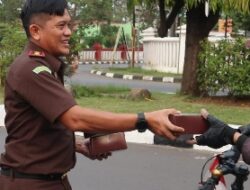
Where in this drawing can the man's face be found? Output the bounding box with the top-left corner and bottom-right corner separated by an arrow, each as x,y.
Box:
33,9 -> 72,56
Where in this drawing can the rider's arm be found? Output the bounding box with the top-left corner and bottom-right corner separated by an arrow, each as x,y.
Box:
234,133 -> 250,164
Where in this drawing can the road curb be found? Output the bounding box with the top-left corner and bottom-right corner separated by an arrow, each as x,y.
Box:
90,69 -> 182,83
0,104 -> 240,153
79,60 -> 182,83
79,60 -> 143,65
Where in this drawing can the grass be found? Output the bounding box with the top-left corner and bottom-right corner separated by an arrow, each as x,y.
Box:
1,85 -> 250,125
93,66 -> 182,78
71,85 -> 130,98
0,87 -> 3,104
73,86 -> 250,125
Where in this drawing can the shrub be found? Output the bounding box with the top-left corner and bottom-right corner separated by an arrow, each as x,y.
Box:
80,24 -> 120,48
198,37 -> 250,98
0,24 -> 26,86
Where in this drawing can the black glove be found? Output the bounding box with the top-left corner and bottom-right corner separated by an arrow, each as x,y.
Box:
196,115 -> 237,149
238,124 -> 250,136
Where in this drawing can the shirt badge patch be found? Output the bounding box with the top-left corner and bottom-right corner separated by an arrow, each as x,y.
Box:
33,66 -> 52,75
28,50 -> 45,57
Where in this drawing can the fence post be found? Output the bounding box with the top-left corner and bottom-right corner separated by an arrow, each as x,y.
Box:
176,25 -> 186,74
92,43 -> 102,61
119,44 -> 127,60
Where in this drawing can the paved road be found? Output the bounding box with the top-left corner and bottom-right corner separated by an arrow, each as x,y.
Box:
1,128 -> 247,190
68,64 -> 181,93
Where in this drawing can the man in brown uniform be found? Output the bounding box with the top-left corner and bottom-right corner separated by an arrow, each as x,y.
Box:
0,0 -> 185,189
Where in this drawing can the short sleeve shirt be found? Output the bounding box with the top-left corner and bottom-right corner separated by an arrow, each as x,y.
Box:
0,41 -> 77,174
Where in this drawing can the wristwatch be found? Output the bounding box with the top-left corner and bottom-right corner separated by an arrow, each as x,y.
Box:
135,112 -> 148,132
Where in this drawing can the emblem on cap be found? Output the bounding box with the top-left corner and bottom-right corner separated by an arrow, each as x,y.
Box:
28,50 -> 45,57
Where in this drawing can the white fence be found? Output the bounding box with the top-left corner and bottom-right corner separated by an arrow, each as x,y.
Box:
79,41 -> 182,73
79,50 -> 143,62
141,28 -> 232,74
143,37 -> 183,73
79,27 -> 186,74
141,27 -> 186,74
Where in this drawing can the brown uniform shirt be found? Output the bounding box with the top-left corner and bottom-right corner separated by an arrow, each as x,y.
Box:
0,41 -> 77,174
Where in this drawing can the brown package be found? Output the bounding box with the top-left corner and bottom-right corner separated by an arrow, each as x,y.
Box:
88,132 -> 127,156
169,114 -> 209,134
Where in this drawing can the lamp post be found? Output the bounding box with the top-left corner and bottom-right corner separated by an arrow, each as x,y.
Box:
131,5 -> 141,68
225,15 -> 228,39
131,6 -> 136,68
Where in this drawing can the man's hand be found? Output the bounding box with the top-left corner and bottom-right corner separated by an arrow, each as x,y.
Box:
145,108 -> 185,140
75,135 -> 112,161
191,109 -> 237,149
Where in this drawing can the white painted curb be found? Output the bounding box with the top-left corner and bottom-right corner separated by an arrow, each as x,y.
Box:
0,104 -> 240,153
0,104 -> 5,127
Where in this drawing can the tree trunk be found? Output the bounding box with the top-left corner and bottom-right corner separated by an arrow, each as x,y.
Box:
158,0 -> 185,37
181,3 -> 220,96
158,0 -> 167,37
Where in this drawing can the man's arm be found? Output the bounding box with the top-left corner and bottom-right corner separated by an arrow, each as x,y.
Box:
59,105 -> 185,140
59,105 -> 137,132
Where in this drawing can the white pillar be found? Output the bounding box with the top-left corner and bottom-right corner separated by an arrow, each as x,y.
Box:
176,25 -> 186,74
141,27 -> 157,70
141,27 -> 156,40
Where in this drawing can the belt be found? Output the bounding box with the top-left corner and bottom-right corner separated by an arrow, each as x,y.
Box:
0,167 -> 67,181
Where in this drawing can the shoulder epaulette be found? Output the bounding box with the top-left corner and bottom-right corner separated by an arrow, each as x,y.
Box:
28,50 -> 45,58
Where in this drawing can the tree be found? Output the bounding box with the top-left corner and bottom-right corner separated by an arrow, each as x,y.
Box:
113,0 -> 130,23
181,0 -> 250,96
128,0 -> 250,96
127,0 -> 185,37
0,0 -> 24,23
230,1 -> 250,13
0,0 -> 26,87
68,0 -> 113,24
227,11 -> 250,35
158,0 -> 184,37
127,0 -> 158,30
0,24 -> 26,86
181,2 -> 220,96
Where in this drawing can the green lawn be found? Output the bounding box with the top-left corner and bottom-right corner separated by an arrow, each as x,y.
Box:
1,85 -> 250,125
76,91 -> 250,125
0,87 -> 3,104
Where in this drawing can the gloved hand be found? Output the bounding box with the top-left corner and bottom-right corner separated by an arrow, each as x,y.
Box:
238,124 -> 250,136
195,110 -> 237,149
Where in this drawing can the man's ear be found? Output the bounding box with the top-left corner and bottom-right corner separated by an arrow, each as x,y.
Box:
29,24 -> 41,41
